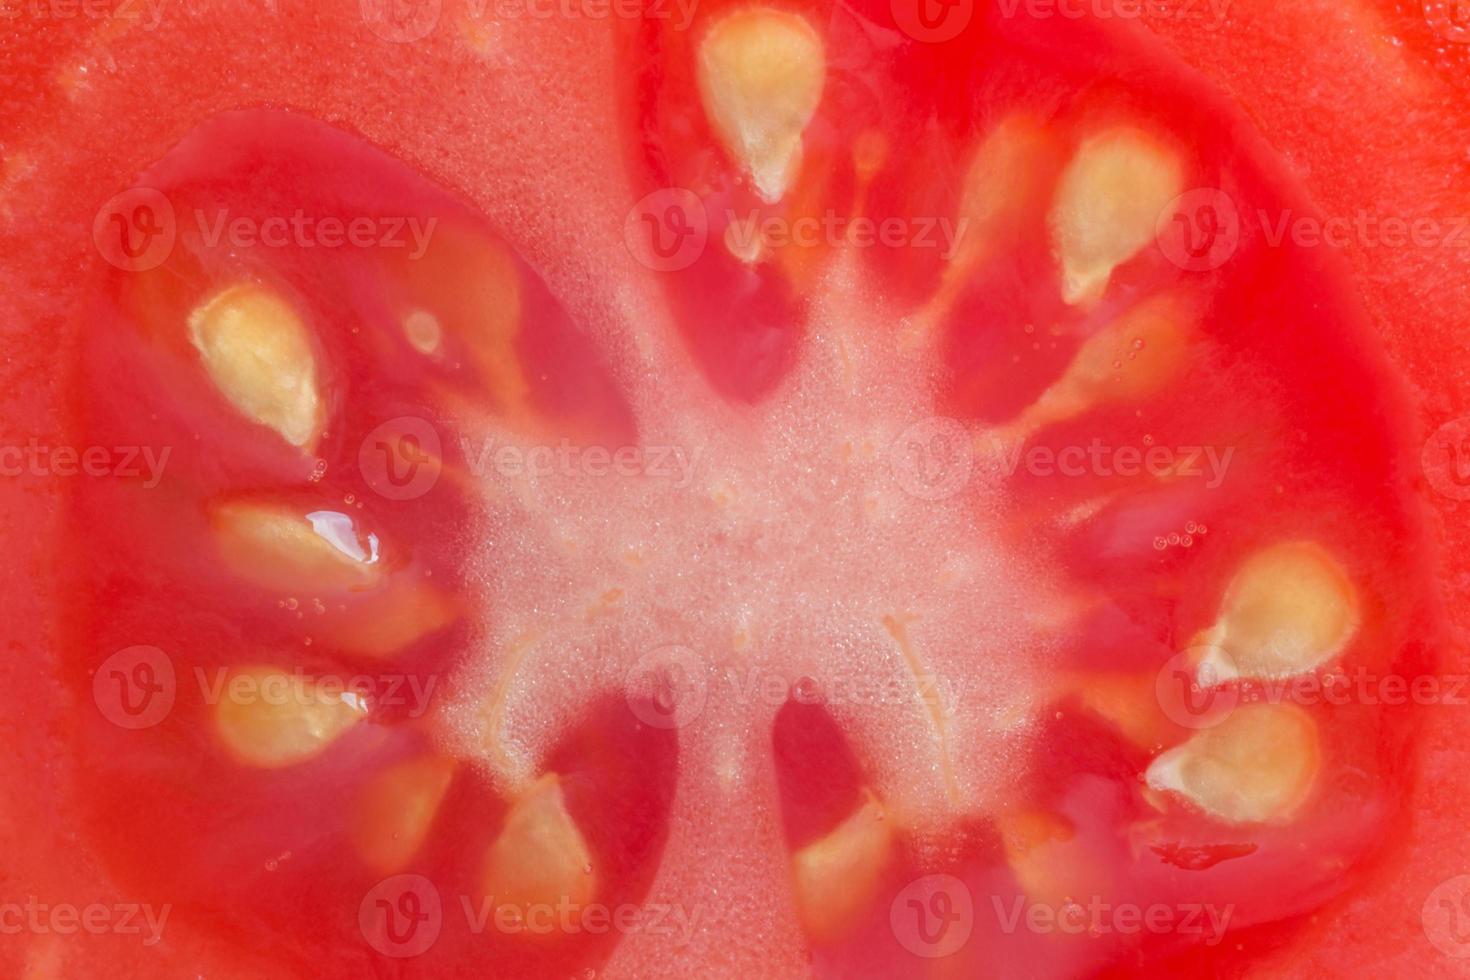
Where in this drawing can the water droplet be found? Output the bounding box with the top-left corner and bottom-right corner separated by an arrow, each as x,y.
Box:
1132,338 -> 1145,350
1167,532 -> 1181,546
792,675 -> 820,703
1153,536 -> 1168,551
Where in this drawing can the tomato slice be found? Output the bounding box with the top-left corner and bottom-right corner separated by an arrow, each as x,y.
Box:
0,1 -> 1464,978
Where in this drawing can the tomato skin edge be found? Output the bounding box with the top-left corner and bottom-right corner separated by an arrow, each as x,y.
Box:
1135,2 -> 1470,976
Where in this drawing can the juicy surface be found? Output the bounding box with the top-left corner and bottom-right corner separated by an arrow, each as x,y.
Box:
2,1 -> 1434,980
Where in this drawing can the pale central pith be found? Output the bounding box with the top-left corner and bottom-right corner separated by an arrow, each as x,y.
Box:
443,251 -> 1063,834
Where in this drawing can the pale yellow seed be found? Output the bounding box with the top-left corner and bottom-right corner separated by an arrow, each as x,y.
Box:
1050,128 -> 1184,307
482,774 -> 595,927
951,114 -> 1053,271
403,308 -> 443,355
791,789 -> 892,941
330,582 -> 457,658
188,282 -> 323,449
1195,541 -> 1360,681
213,666 -> 369,769
723,216 -> 765,264
211,500 -> 383,593
995,809 -> 1103,911
353,756 -> 456,874
697,7 -> 825,203
1145,702 -> 1321,824
1012,290 -> 1194,435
